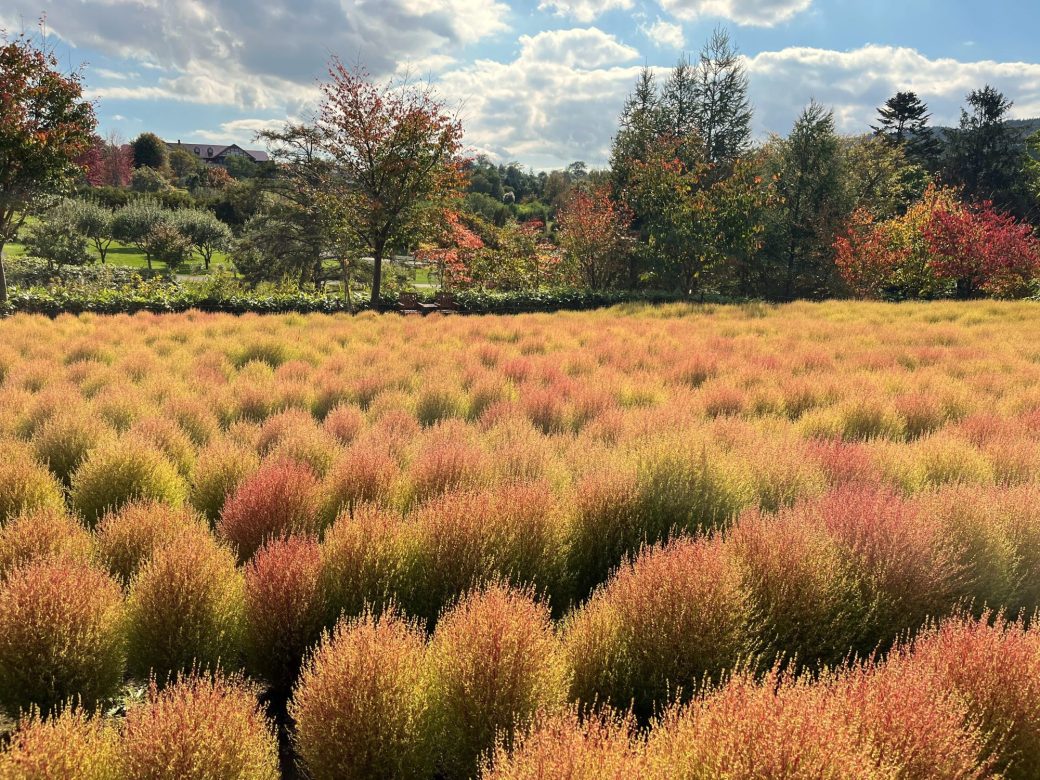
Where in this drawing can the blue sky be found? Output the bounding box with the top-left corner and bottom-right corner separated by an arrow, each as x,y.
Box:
4,0 -> 1039,168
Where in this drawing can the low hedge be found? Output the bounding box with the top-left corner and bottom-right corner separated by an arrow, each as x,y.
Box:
0,281 -> 697,317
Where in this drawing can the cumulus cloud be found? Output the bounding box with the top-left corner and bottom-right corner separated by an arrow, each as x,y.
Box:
642,18 -> 685,49
7,0 -> 510,108
659,0 -> 812,26
190,118 -> 293,147
538,0 -> 634,23
436,27 -> 642,168
745,45 -> 1040,137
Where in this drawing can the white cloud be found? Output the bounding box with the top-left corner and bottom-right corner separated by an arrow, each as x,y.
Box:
659,0 -> 812,26
437,28 -> 642,168
538,0 -> 634,23
744,45 -> 1040,137
189,118 -> 292,147
642,18 -> 685,49
6,0 -> 511,108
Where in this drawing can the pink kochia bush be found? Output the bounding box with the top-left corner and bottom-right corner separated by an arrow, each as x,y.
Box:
244,534 -> 326,692
218,458 -> 323,560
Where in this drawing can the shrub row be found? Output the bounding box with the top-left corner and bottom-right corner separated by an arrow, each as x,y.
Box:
4,610 -> 1038,780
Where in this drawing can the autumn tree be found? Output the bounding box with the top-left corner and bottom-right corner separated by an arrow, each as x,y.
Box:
557,186 -> 632,289
0,28 -> 96,302
317,60 -> 466,305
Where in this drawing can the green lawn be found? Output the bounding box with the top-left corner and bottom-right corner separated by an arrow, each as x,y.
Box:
4,235 -> 230,274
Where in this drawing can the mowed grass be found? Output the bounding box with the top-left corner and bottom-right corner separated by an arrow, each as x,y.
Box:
3,231 -> 230,273
3,301 -> 1040,777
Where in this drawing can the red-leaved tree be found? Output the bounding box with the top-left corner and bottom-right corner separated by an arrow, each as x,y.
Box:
924,201 -> 1040,299
74,133 -> 132,188
415,210 -> 484,290
318,61 -> 467,305
557,186 -> 633,289
0,27 -> 96,302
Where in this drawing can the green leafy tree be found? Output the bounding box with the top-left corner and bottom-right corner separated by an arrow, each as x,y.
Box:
174,208 -> 232,269
130,166 -> 170,193
169,148 -> 201,180
23,200 -> 89,269
766,101 -> 846,299
73,198 -> 115,263
842,134 -> 926,219
112,199 -> 167,270
131,132 -> 169,170
224,154 -> 260,180
872,91 -> 942,169
0,28 -> 96,302
943,85 -> 1027,214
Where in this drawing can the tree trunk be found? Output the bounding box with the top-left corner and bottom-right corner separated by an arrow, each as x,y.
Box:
370,243 -> 384,308
0,240 -> 8,305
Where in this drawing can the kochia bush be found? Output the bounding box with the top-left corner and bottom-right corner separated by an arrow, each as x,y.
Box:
291,611 -> 431,780
125,528 -> 245,681
0,706 -> 121,780
0,560 -> 125,715
120,671 -> 280,780
425,584 -> 569,780
70,439 -> 187,525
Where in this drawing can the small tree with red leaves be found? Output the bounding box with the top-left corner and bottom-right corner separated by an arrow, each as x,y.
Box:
318,61 -> 466,306
75,132 -> 132,188
0,27 -> 96,302
924,200 -> 1040,299
557,186 -> 633,289
415,210 -> 484,290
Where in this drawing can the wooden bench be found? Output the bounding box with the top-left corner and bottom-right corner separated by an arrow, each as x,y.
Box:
396,292 -> 438,315
434,292 -> 460,313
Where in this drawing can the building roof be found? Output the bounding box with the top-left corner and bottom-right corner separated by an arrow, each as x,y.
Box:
166,141 -> 269,163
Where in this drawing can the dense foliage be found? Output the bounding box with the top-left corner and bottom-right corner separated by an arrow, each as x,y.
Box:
0,305 -> 1040,775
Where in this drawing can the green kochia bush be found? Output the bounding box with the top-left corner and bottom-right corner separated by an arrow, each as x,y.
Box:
0,448 -> 66,524
425,584 -> 569,780
70,439 -> 187,525
0,706 -> 122,780
0,560 -> 126,716
125,527 -> 245,681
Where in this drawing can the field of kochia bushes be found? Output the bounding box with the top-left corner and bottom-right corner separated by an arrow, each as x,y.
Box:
2,301 -> 1040,778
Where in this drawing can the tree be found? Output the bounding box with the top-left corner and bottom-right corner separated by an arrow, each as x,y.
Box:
661,54 -> 699,160
924,200 -> 1040,299
131,132 -> 169,170
943,86 -> 1026,214
169,148 -> 201,180
767,102 -> 845,299
23,200 -> 89,269
143,221 -> 192,272
872,91 -> 942,169
112,199 -> 166,270
557,186 -> 632,289
842,134 -> 925,219
692,27 -> 753,172
414,210 -> 484,291
224,154 -> 260,180
74,133 -> 133,188
74,199 -> 114,263
0,28 -> 96,302
317,61 -> 466,305
130,166 -> 170,193
174,208 -> 232,269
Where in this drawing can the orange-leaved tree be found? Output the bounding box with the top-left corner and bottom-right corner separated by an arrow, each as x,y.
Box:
0,27 -> 96,303
318,61 -> 467,306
